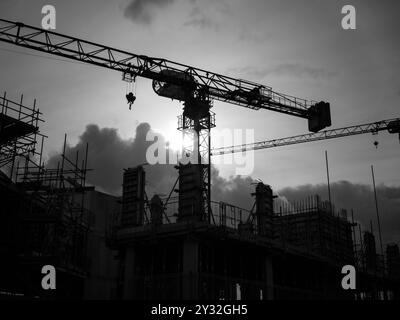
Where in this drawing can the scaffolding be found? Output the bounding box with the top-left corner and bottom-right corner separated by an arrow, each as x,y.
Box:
13,134 -> 92,274
0,96 -> 93,296
0,92 -> 44,171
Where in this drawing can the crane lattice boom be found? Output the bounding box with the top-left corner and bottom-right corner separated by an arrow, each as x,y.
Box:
0,18 -> 330,131
211,118 -> 400,156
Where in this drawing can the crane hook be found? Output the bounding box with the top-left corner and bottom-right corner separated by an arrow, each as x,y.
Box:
125,77 -> 137,110
126,92 -> 136,110
373,141 -> 379,149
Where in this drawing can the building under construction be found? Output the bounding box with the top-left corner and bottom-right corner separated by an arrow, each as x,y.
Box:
110,165 -> 400,300
0,18 -> 400,301
0,93 -> 94,297
1,91 -> 400,300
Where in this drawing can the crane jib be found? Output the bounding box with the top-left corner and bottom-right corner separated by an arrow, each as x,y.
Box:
0,18 -> 331,132
211,118 -> 400,156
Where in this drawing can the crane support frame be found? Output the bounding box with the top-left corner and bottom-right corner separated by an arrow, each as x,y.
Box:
0,18 -> 324,120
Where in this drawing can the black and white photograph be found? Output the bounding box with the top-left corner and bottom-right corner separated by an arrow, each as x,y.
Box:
0,0 -> 399,312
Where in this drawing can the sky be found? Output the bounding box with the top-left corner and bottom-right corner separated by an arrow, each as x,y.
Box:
0,1 -> 399,243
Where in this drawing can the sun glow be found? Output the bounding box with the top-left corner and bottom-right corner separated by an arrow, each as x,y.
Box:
161,121 -> 183,152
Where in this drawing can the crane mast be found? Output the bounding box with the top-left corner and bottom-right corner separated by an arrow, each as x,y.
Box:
0,18 -> 332,223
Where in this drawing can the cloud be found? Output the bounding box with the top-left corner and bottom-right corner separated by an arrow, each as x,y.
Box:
183,1 -> 230,30
270,63 -> 337,79
227,63 -> 337,81
123,0 -> 229,29
278,181 -> 400,245
237,28 -> 272,44
183,17 -> 210,29
46,123 -> 177,196
183,7 -> 219,30
124,0 -> 175,24
211,166 -> 254,209
45,122 -> 256,200
45,123 -> 400,247
45,121 -> 258,203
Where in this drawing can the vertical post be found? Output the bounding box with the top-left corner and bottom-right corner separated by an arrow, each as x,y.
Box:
56,161 -> 60,189
39,135 -> 44,169
358,224 -> 363,251
60,133 -> 67,189
182,239 -> 199,299
351,210 -> 357,254
32,98 -> 36,125
371,165 -> 384,256
178,101 -> 214,223
325,150 -> 332,213
123,247 -> 136,299
9,138 -> 17,180
75,150 -> 79,181
358,224 -> 364,272
207,119 -> 211,223
84,142 -> 89,188
1,92 -> 6,116
18,94 -> 23,120
15,22 -> 21,44
265,256 -> 274,300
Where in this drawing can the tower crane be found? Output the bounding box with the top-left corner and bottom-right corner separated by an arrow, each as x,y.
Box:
0,18 -> 331,222
211,118 -> 400,156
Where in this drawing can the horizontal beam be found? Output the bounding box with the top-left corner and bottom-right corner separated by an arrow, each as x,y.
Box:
0,18 -> 315,119
211,118 -> 400,155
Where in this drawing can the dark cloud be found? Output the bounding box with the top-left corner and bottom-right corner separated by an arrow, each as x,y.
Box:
183,13 -> 219,30
211,166 -> 254,209
183,9 -> 219,30
46,123 -> 177,196
227,63 -> 337,81
183,1 -> 230,30
45,121 -> 257,203
278,181 -> 400,245
124,0 -> 175,24
45,123 -> 400,246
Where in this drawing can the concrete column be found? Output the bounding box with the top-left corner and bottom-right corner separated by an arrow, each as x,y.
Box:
123,247 -> 135,299
265,256 -> 274,300
182,239 -> 199,299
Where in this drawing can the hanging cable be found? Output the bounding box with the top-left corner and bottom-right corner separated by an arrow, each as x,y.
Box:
125,76 -> 137,110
